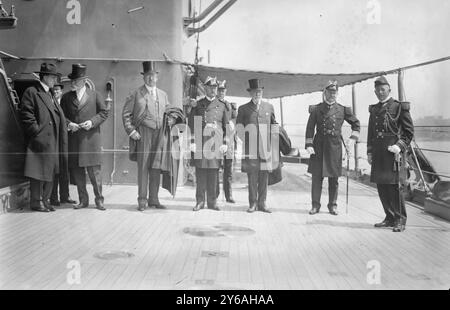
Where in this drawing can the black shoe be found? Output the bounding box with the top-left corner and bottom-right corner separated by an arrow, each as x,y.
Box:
151,204 -> 167,209
328,206 -> 338,216
392,222 -> 405,232
137,201 -> 146,211
259,207 -> 272,213
374,220 -> 394,228
309,207 -> 320,215
49,200 -> 60,206
209,205 -> 220,211
31,203 -> 50,212
258,203 -> 272,213
247,203 -> 257,213
95,201 -> 106,211
46,205 -> 56,212
226,198 -> 235,203
61,198 -> 76,204
74,203 -> 88,210
193,202 -> 205,211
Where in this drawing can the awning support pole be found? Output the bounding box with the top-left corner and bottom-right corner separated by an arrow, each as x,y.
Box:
398,69 -> 405,101
352,84 -> 359,175
279,97 -> 284,128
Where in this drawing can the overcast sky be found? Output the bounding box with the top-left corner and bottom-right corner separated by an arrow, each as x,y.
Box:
182,0 -> 450,126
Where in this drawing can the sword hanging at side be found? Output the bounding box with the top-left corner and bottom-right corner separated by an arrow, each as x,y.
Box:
341,137 -> 350,214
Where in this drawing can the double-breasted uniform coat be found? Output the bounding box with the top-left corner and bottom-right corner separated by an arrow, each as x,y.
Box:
188,96 -> 229,207
367,97 -> 414,224
305,102 -> 360,210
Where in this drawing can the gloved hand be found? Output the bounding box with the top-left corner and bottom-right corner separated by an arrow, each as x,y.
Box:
367,153 -> 372,165
190,143 -> 197,152
227,121 -> 235,131
68,122 -> 80,132
79,120 -> 93,131
219,144 -> 228,154
387,145 -> 401,154
167,116 -> 176,126
306,146 -> 315,155
205,122 -> 217,129
189,98 -> 197,108
130,130 -> 141,141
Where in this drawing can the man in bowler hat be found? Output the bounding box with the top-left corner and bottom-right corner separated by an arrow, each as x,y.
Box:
368,76 -> 414,232
122,61 -> 175,211
19,63 -> 68,212
50,76 -> 76,206
60,64 -> 109,211
305,80 -> 360,215
236,79 -> 278,213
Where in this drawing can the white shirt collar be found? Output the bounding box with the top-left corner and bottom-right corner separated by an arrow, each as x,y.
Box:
206,96 -> 215,101
324,99 -> 336,105
76,85 -> 86,101
145,84 -> 157,94
381,96 -> 392,105
40,81 -> 50,93
252,99 -> 261,106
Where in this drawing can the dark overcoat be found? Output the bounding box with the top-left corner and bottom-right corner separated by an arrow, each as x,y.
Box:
188,97 -> 229,169
305,102 -> 360,177
60,88 -> 108,168
236,100 -> 279,173
367,98 -> 414,184
19,84 -> 68,182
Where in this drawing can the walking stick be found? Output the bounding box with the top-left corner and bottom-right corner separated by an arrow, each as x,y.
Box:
341,137 -> 350,214
394,152 -> 403,229
346,149 -> 349,214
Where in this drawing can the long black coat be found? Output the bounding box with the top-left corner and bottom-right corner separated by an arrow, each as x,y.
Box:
188,97 -> 229,169
236,100 -> 279,173
305,102 -> 360,177
60,88 -> 108,168
367,98 -> 414,184
19,84 -> 68,182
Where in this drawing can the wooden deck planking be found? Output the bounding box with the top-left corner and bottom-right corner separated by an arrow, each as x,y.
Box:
1,163 -> 449,290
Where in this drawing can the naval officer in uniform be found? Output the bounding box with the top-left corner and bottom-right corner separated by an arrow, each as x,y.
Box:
189,76 -> 229,211
305,80 -> 360,215
368,76 -> 414,232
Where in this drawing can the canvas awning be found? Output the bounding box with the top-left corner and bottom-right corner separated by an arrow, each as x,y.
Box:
196,64 -> 386,98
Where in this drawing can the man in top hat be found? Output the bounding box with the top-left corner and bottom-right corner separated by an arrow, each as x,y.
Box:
60,64 -> 109,211
19,63 -> 68,212
305,80 -> 360,216
50,76 -> 76,206
236,78 -> 278,213
188,76 -> 229,211
368,76 -> 414,232
216,79 -> 238,203
122,61 -> 175,211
